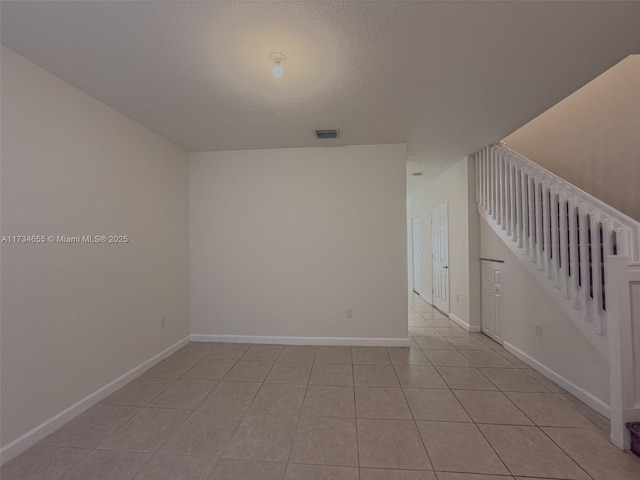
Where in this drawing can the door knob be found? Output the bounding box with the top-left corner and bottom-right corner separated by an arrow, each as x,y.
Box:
443,266 -> 448,269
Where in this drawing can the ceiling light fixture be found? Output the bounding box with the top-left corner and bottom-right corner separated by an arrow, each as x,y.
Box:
269,52 -> 286,79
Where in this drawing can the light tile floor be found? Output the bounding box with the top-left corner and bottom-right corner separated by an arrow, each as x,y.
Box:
3,293 -> 640,479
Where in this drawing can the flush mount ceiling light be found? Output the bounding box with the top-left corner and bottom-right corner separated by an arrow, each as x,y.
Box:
269,52 -> 286,79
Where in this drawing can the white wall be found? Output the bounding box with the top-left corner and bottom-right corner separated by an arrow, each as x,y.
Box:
480,220 -> 610,406
190,145 -> 408,342
407,157 -> 480,329
1,47 -> 190,449
504,55 -> 640,221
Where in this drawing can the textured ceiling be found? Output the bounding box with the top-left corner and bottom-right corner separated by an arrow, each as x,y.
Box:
2,1 -> 640,176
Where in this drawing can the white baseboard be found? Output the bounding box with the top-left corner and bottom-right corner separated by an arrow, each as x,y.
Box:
503,341 -> 611,418
449,313 -> 482,333
0,336 -> 190,465
419,293 -> 432,305
190,334 -> 410,347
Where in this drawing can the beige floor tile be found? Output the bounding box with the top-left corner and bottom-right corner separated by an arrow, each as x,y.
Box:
506,392 -> 597,428
289,416 -> 358,466
265,362 -> 312,384
223,414 -> 298,462
555,393 -> 610,430
409,327 -> 442,337
177,343 -> 216,359
387,347 -> 431,365
98,407 -> 190,453
310,363 -> 354,386
196,381 -> 261,413
414,336 -> 456,350
249,383 -> 306,415
241,344 -> 283,362
223,361 -> 273,382
315,346 -> 352,364
206,343 -> 250,360
352,347 -> 391,365
436,474 -> 516,480
424,350 -> 472,367
522,369 -> 566,393
357,419 -> 431,470
182,358 -> 236,380
277,346 -> 316,363
150,379 -> 216,410
461,351 -> 518,368
427,318 -> 460,328
436,366 -> 497,390
394,365 -> 448,389
286,463 -> 359,479
436,327 -> 472,338
209,459 -> 286,480
360,468 -> 436,479
159,410 -> 244,458
132,454 -> 215,480
60,450 -> 150,480
43,405 -> 139,449
353,365 -> 400,387
302,385 -> 355,417
480,368 -> 549,392
1,445 -> 90,480
103,377 -> 175,406
409,319 -> 432,327
143,356 -> 200,378
479,424 -> 589,479
543,426 -> 640,480
453,390 -> 532,425
355,387 -> 412,419
404,388 -> 471,422
416,421 -> 509,475
495,351 -> 530,368
447,338 -> 492,351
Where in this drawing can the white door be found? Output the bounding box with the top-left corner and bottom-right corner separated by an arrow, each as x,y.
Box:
481,260 -> 503,344
412,216 -> 421,294
431,204 -> 449,313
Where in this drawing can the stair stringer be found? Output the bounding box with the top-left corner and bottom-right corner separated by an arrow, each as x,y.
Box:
479,207 -> 609,359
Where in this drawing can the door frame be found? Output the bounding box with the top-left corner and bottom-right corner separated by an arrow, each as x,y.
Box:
431,204 -> 450,314
411,216 -> 421,294
481,259 -> 504,344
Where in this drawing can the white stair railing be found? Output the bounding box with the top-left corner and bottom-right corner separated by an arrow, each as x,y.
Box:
476,143 -> 640,450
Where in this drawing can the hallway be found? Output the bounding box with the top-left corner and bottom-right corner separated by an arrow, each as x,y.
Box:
3,295 -> 639,479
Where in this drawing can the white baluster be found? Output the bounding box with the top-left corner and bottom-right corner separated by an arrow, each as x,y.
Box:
591,212 -> 604,334
568,197 -> 581,308
550,186 -> 560,288
528,173 -> 536,263
535,179 -> 544,271
489,147 -> 496,220
542,181 -> 551,278
505,156 -> 512,237
475,153 -> 480,203
511,159 -> 518,239
500,152 -> 509,230
579,204 -> 593,323
558,190 -> 570,298
520,166 -> 528,252
512,164 -> 520,244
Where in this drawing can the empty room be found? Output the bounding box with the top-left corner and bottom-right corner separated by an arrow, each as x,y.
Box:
2,1 -> 640,480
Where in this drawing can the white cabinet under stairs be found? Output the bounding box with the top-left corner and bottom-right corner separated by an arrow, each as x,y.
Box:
475,144 -> 640,450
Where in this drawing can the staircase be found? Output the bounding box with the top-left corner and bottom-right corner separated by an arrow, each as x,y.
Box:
475,144 -> 640,451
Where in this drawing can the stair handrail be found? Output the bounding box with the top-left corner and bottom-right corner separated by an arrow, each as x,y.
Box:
495,143 -> 640,261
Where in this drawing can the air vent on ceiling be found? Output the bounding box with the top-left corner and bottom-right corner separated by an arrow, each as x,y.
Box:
411,172 -> 423,176
315,129 -> 339,139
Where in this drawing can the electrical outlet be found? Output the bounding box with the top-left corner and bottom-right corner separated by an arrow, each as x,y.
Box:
346,309 -> 353,319
536,325 -> 543,337
456,294 -> 460,302
161,317 -> 166,329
